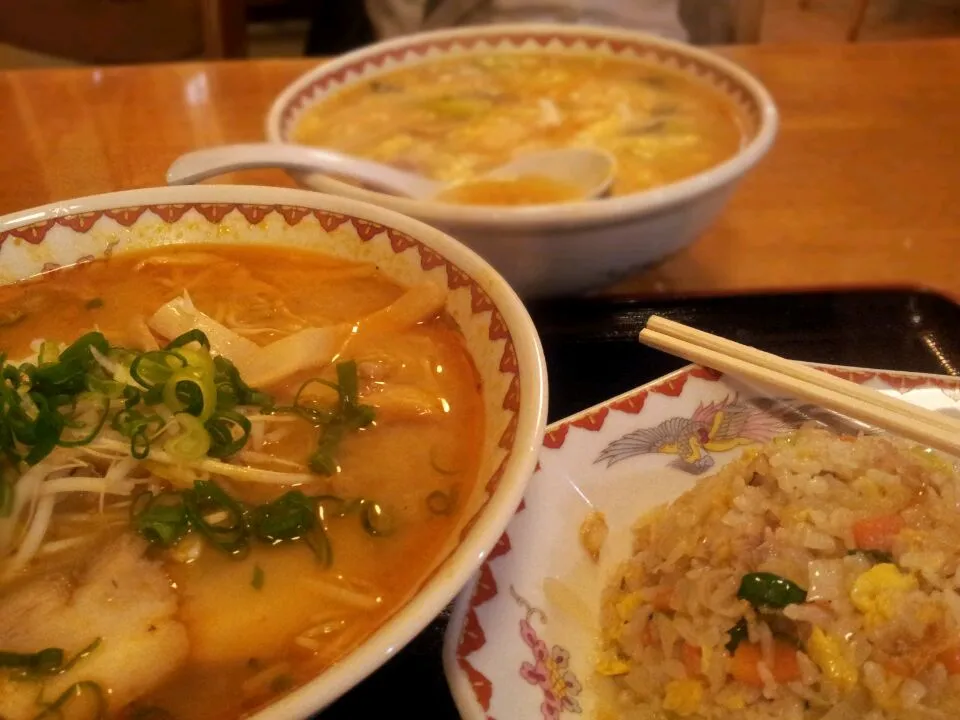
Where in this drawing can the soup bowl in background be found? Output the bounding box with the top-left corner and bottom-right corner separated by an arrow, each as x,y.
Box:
0,185 -> 548,718
266,23 -> 779,298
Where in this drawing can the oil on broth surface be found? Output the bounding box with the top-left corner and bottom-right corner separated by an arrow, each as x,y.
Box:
0,245 -> 484,719
293,52 -> 744,201
435,174 -> 585,206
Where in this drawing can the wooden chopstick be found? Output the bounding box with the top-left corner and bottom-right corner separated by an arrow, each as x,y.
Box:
646,315 -> 959,434
639,316 -> 960,457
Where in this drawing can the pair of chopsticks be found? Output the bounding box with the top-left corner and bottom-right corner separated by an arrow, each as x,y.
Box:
639,315 -> 960,457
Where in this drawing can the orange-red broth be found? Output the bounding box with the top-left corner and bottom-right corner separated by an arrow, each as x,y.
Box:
0,246 -> 484,718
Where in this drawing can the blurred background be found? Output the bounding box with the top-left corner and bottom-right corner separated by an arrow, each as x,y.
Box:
1,0 -> 959,68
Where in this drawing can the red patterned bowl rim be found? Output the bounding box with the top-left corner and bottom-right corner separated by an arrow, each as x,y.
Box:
444,362 -> 960,718
0,185 -> 549,720
265,23 -> 779,229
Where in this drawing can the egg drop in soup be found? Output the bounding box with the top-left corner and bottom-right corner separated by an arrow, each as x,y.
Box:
0,246 -> 485,719
292,52 -> 745,204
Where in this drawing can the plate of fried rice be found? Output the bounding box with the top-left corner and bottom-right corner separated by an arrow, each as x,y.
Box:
444,364 -> 960,720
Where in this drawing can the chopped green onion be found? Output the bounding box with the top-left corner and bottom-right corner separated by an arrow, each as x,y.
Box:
129,351 -> 186,390
29,356 -> 87,396
172,346 -> 215,377
205,410 -> 251,458
33,680 -> 106,719
0,638 -> 99,683
0,647 -> 64,673
290,362 -> 376,476
60,637 -> 102,673
293,377 -> 340,409
165,329 -> 210,351
0,477 -> 13,517
213,356 -> 272,410
85,374 -> 126,398
336,361 -> 360,407
184,480 -> 249,557
112,408 -> 163,459
58,332 -> 109,368
1,361 -> 19,384
0,328 -> 264,467
252,491 -> 317,545
252,564 -> 265,590
725,618 -> 749,654
57,394 -> 110,448
131,428 -> 151,459
737,572 -> 807,610
122,385 -> 141,409
38,341 -> 59,366
141,384 -> 165,406
132,491 -> 190,547
112,408 -> 145,435
282,403 -> 332,426
163,367 -> 217,422
123,481 -> 388,567
304,521 -> 333,567
84,298 -> 104,310
308,426 -> 344,475
163,413 -> 211,462
21,396 -> 63,465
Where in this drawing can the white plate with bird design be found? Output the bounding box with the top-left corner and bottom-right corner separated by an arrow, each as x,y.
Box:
442,363 -> 960,720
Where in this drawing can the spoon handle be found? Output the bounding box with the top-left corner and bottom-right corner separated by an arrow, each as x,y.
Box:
165,143 -> 436,199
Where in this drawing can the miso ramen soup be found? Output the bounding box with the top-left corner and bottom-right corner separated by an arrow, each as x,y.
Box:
292,52 -> 745,204
0,246 -> 485,719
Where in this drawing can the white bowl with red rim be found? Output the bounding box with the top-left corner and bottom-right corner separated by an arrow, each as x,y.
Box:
442,365 -> 960,718
265,23 -> 779,298
0,184 -> 549,718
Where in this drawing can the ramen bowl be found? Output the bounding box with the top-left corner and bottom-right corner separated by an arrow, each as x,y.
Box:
266,24 -> 778,298
0,185 -> 548,719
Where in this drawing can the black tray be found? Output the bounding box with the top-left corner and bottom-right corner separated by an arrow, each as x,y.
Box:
318,287 -> 960,719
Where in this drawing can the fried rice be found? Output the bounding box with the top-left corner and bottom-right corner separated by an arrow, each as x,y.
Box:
595,426 -> 960,719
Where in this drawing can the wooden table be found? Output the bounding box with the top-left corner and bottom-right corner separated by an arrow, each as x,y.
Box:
1,39 -> 958,299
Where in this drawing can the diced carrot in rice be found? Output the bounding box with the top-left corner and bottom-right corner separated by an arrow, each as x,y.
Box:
852,513 -> 905,552
641,623 -> 657,645
937,646 -> 960,675
730,641 -> 801,687
681,643 -> 702,677
651,585 -> 674,611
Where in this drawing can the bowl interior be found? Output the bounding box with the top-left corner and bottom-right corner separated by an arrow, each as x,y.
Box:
267,24 -> 776,223
0,187 -> 547,718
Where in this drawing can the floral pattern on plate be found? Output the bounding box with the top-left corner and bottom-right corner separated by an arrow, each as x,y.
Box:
443,364 -> 960,719
512,584 -> 583,719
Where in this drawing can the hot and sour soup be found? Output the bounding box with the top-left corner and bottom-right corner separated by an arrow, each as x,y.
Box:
293,52 -> 745,205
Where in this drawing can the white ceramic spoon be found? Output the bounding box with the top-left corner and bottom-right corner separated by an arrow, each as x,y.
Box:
165,143 -> 616,202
